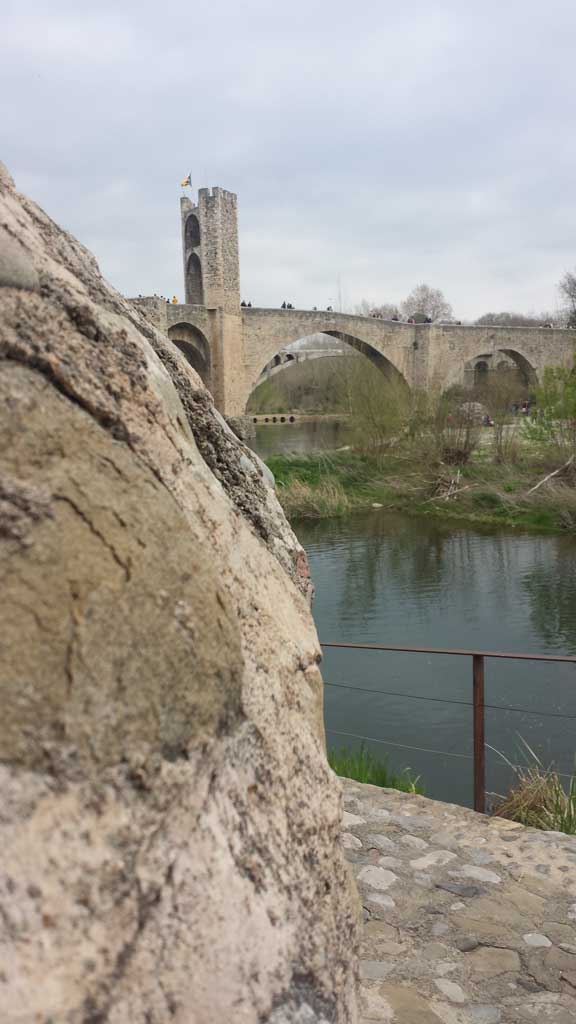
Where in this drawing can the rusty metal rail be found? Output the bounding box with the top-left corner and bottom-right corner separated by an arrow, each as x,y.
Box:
320,642 -> 576,813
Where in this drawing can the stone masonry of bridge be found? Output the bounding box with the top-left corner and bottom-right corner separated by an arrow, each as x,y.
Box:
130,188 -> 576,417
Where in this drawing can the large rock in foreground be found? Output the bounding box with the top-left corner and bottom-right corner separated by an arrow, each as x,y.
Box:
0,164 -> 358,1023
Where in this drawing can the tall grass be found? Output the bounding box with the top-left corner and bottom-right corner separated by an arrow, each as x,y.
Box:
279,479 -> 352,518
491,739 -> 576,835
329,745 -> 423,794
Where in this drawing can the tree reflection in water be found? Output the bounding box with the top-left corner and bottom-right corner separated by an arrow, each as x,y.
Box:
522,536 -> 576,653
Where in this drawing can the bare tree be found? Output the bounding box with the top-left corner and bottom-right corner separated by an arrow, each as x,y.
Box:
370,303 -> 400,320
354,299 -> 400,319
401,284 -> 453,322
559,270 -> 576,327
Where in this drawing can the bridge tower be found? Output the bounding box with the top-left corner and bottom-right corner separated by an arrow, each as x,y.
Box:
179,188 -> 244,414
180,187 -> 240,312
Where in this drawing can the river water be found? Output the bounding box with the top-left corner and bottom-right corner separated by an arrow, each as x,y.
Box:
252,422 -> 576,808
252,419 -> 352,458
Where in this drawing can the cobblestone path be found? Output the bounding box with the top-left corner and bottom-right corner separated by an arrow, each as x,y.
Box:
341,780 -> 576,1024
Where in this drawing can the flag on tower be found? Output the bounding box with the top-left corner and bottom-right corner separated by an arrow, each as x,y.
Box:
180,173 -> 191,187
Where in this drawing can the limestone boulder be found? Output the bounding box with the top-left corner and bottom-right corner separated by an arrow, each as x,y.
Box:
0,163 -> 359,1023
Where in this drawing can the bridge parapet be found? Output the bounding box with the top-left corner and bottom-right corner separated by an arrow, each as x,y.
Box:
129,296 -> 169,334
166,303 -> 213,328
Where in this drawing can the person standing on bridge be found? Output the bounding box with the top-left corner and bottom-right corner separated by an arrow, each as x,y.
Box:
281,301 -> 287,309
171,295 -> 178,304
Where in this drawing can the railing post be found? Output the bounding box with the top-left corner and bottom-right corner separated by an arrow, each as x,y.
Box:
472,654 -> 486,813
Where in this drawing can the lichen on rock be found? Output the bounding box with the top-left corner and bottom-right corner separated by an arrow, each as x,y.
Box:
0,163 -> 359,1023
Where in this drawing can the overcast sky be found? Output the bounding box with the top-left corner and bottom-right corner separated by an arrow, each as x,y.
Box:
3,0 -> 576,319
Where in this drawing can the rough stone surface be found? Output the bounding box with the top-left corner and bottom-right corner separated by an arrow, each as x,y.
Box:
0,224 -> 39,291
0,171 -> 359,1022
342,780 -> 576,1024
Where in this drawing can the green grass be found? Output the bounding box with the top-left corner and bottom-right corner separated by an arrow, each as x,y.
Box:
267,451 -> 399,518
266,450 -> 576,533
267,451 -> 377,489
328,745 -> 423,794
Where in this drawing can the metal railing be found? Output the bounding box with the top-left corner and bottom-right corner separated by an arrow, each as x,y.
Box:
321,642 -> 576,813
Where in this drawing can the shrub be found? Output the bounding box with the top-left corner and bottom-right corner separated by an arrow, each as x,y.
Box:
523,361 -> 576,461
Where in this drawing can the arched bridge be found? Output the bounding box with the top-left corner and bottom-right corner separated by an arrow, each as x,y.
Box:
147,301 -> 575,415
130,186 -> 576,417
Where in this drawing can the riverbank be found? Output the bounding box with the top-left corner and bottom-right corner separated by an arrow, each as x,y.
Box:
266,450 -> 576,532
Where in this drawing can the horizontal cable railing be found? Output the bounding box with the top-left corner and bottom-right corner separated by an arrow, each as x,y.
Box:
325,679 -> 576,719
321,642 -> 576,812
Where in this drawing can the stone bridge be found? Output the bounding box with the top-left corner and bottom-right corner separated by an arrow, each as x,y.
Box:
131,186 -> 576,417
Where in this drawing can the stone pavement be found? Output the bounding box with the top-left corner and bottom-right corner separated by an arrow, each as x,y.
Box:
341,780 -> 576,1024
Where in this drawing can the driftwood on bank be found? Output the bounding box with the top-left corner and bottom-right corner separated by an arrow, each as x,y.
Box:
425,468 -> 472,504
526,455 -> 575,496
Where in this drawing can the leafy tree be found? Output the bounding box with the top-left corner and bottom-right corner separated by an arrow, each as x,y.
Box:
401,284 -> 452,322
524,361 -> 576,459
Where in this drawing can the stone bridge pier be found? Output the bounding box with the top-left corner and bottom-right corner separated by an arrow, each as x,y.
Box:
131,187 -> 576,417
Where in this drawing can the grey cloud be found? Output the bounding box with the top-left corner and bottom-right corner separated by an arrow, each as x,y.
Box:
2,0 -> 576,318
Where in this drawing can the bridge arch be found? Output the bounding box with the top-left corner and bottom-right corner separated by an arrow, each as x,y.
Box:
497,348 -> 538,387
461,346 -> 538,392
474,359 -> 489,387
168,322 -> 211,388
324,331 -> 409,386
244,329 -> 409,413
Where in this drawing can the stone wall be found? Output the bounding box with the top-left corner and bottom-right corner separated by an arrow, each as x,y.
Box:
0,163 -> 359,1024
129,295 -> 169,333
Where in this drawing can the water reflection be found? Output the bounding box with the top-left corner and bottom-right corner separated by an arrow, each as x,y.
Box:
523,538 -> 576,651
294,512 -> 576,807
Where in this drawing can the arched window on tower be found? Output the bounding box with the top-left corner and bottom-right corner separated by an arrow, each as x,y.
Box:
186,252 -> 204,305
185,214 -> 200,251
